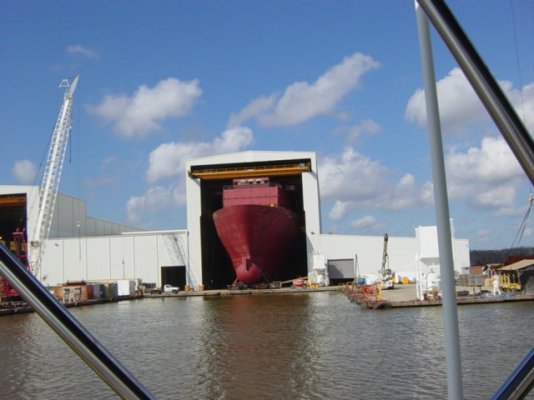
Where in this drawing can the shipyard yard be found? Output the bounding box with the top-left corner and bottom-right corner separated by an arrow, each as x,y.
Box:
348,282 -> 534,309
0,290 -> 532,400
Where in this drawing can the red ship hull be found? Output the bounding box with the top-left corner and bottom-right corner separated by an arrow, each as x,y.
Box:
213,204 -> 298,283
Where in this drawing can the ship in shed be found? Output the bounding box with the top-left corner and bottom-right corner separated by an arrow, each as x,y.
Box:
213,177 -> 299,284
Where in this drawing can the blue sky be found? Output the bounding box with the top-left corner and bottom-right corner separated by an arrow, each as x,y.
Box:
1,1 -> 533,250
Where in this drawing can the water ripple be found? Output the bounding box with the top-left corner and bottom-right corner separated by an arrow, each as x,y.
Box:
0,294 -> 532,399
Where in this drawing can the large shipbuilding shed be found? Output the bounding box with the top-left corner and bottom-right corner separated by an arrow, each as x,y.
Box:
186,151 -> 321,289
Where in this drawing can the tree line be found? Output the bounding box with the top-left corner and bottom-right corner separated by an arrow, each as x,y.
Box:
470,247 -> 534,266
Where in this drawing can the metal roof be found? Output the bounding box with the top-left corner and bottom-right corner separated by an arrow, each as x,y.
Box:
500,259 -> 534,271
187,150 -> 316,167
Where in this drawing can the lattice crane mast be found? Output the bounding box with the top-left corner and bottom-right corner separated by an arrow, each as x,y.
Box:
30,76 -> 79,276
380,233 -> 389,276
379,233 -> 394,289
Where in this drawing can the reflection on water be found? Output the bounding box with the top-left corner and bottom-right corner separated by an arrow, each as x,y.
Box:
0,293 -> 532,399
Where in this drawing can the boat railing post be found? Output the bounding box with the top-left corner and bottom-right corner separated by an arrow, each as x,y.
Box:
414,2 -> 463,399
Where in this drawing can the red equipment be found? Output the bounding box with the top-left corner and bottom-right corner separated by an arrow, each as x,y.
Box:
1,229 -> 29,301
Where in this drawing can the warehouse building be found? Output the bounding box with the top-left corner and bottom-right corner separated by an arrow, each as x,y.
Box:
0,186 -> 188,288
0,151 -> 469,289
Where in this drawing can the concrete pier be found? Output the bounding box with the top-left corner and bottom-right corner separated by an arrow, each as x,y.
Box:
346,283 -> 534,309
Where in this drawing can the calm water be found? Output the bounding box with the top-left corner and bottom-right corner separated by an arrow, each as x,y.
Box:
0,292 -> 532,399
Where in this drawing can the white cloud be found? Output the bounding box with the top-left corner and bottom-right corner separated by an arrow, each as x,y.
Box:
127,126 -> 253,226
172,183 -> 187,207
318,147 -> 420,211
405,68 -> 486,132
319,147 -> 389,201
146,126 -> 253,183
504,82 -> 534,134
390,174 -> 418,210
328,200 -> 352,220
11,160 -> 37,183
229,52 -> 380,127
405,68 -> 534,134
521,227 -> 534,240
350,215 -> 381,230
420,181 -> 434,205
90,78 -> 202,138
445,136 -> 525,210
420,136 -> 525,213
126,186 -> 174,225
66,44 -> 99,59
346,119 -> 381,142
227,96 -> 276,128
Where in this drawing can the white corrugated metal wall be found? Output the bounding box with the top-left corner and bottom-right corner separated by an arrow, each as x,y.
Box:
319,232 -> 470,281
41,231 -> 188,286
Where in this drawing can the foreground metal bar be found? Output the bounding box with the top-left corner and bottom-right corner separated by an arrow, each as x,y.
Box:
415,3 -> 463,399
0,243 -> 156,400
416,0 -> 534,185
492,347 -> 534,400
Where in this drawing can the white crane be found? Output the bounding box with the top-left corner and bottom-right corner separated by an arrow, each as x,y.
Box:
30,76 -> 79,276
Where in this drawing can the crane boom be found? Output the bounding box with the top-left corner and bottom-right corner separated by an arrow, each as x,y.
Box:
30,76 -> 79,276
379,233 -> 394,289
381,233 -> 389,275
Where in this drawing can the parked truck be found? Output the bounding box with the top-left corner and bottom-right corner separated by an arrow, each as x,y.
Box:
141,283 -> 180,295
163,284 -> 180,294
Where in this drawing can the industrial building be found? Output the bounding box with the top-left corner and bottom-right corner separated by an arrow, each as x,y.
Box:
0,151 -> 470,290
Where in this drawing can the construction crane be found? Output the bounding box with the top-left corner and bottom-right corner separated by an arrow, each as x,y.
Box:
379,233 -> 394,289
30,76 -> 79,277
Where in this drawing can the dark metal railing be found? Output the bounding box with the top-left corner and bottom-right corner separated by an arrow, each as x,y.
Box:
492,347 -> 534,400
0,243 -> 156,400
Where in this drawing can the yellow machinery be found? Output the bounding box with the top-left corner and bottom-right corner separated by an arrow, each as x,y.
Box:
498,272 -> 522,292
189,163 -> 311,181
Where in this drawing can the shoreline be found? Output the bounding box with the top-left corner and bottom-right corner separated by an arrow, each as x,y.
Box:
2,283 -> 533,316
0,286 -> 342,316
345,283 -> 534,309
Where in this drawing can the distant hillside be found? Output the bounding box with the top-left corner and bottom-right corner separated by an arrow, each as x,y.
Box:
470,247 -> 534,266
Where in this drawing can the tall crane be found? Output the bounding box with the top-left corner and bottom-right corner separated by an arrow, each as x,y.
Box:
379,233 -> 394,289
30,76 -> 79,277
380,233 -> 389,275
